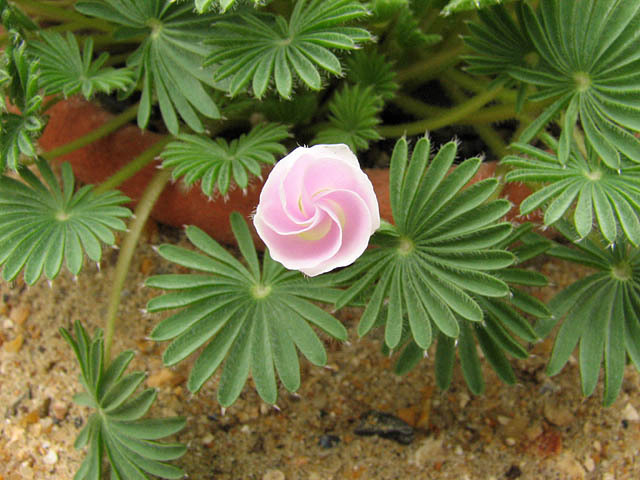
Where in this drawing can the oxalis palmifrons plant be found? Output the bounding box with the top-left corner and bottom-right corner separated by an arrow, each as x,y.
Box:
1,0 -> 640,477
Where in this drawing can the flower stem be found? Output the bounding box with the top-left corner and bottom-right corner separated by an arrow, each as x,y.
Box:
379,85 -> 504,137
16,0 -> 113,32
395,43 -> 466,84
41,103 -> 139,161
94,137 -> 172,195
103,167 -> 172,362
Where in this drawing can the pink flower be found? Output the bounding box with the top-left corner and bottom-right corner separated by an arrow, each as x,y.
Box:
254,144 -> 380,276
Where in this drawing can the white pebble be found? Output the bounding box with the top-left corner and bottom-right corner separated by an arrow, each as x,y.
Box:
583,456 -> 595,472
43,449 -> 58,465
262,470 -> 285,480
622,403 -> 639,422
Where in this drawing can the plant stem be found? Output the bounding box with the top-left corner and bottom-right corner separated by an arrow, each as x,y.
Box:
442,79 -> 508,159
379,85 -> 504,137
94,137 -> 172,195
16,0 -> 114,32
41,104 -> 139,161
395,43 -> 466,84
103,167 -> 172,362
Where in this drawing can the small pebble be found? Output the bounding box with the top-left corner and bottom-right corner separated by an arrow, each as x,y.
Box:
147,368 -> 184,388
4,334 -> 24,353
543,401 -> 575,427
603,474 -> 614,480
51,401 -> 69,421
583,456 -> 595,472
10,305 -> 30,325
410,437 -> 444,467
262,469 -> 285,480
621,403 -> 639,422
318,434 -> 340,449
505,437 -> 516,446
42,449 -> 58,465
497,415 -> 510,426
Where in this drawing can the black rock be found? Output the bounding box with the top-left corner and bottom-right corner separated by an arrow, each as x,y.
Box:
354,410 -> 414,445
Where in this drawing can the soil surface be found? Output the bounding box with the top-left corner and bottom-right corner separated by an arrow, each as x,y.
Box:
1,223 -> 640,480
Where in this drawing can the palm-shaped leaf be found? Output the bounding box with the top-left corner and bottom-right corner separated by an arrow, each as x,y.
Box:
161,123 -> 290,196
463,4 -> 535,78
508,0 -> 640,167
503,137 -> 640,246
331,136 -> 514,358
146,212 -> 347,406
345,49 -> 398,101
61,322 -> 186,480
312,84 -> 382,152
29,32 -> 134,99
1,36 -> 44,171
395,224 -> 551,394
0,159 -> 131,284
205,0 -> 372,99
538,221 -> 640,406
76,0 -> 221,134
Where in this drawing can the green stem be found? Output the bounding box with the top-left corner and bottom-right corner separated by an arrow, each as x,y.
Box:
94,137 -> 172,195
41,103 -> 139,161
392,93 -> 536,125
379,85 -> 505,137
15,0 -> 114,32
442,80 -> 508,159
395,43 -> 466,84
104,168 -> 172,362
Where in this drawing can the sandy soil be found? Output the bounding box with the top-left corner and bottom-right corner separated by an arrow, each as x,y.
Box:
1,224 -> 640,480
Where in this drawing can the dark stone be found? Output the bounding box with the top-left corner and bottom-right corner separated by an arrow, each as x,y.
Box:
318,434 -> 340,449
74,417 -> 84,428
505,465 -> 522,479
354,411 -> 414,445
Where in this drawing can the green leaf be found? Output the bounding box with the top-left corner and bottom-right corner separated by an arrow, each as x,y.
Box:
546,233 -> 640,405
29,32 -> 134,99
146,213 -> 345,405
205,0 -> 372,98
312,84 -> 382,152
61,322 -> 186,480
161,123 -> 289,196
1,35 -> 44,171
505,0 -> 640,163
76,0 -> 221,134
0,160 -> 131,284
503,142 -> 640,245
332,136 -> 543,394
443,0 -> 510,16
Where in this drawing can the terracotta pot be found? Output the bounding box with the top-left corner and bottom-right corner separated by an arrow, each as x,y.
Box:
38,96 -> 538,247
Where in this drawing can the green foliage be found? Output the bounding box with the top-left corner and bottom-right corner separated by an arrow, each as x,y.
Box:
29,32 -> 135,99
312,84 -> 382,152
346,49 -> 398,101
61,321 -> 186,480
146,213 -> 347,406
442,0 -> 509,16
0,159 -> 131,284
395,224 -> 551,394
0,0 -> 37,33
161,123 -> 290,196
538,222 -> 640,406
205,0 -> 372,99
192,0 -> 263,13
368,0 -> 441,49
511,0 -> 640,167
0,35 -> 43,171
330,136 -> 526,393
463,4 -> 534,78
503,136 -> 640,246
75,0 -> 221,134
